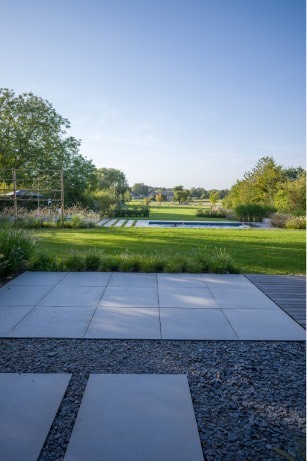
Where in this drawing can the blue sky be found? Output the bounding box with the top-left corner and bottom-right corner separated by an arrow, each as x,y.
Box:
1,0 -> 305,188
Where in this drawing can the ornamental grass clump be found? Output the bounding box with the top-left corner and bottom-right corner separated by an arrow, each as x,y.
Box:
270,213 -> 306,229
0,225 -> 36,275
207,247 -> 239,274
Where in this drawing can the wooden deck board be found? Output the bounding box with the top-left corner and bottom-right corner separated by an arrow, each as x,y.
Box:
245,274 -> 306,330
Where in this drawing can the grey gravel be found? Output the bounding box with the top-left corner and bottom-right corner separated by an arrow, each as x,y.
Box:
0,339 -> 305,461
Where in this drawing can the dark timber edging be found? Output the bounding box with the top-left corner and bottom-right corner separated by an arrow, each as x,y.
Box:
245,274 -> 306,329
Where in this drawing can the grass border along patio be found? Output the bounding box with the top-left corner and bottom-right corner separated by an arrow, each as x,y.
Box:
32,227 -> 306,275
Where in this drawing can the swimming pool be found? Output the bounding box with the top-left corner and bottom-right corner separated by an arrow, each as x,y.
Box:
147,221 -> 250,228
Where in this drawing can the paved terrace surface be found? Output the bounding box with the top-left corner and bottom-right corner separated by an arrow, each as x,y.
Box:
0,272 -> 305,461
0,272 -> 305,341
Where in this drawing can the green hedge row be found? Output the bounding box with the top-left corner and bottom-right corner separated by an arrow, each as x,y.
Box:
113,206 -> 149,218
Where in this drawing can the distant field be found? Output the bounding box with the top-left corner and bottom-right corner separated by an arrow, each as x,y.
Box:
34,228 -> 306,274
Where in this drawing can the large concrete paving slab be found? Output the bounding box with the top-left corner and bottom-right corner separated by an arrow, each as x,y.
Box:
5,271 -> 67,286
210,288 -> 280,309
0,305 -> 34,336
159,287 -> 219,308
157,273 -> 206,287
223,308 -> 306,340
38,285 -> 105,307
0,373 -> 71,461
85,307 -> 161,339
64,374 -> 204,461
108,272 -> 157,287
58,272 -> 112,286
6,305 -> 96,338
160,308 -> 238,340
202,274 -> 254,288
0,285 -> 53,306
100,286 -> 159,308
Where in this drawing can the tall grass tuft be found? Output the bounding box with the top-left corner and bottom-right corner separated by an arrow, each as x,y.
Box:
207,247 -> 239,274
26,247 -> 239,274
0,225 -> 36,275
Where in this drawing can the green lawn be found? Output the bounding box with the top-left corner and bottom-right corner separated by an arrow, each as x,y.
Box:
34,228 -> 306,274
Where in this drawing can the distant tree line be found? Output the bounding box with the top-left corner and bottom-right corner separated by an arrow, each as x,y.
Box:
0,89 -> 304,220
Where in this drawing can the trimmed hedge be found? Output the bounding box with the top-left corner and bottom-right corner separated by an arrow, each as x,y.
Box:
114,206 -> 149,218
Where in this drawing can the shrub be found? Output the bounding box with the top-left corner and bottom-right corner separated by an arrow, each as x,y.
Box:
207,248 -> 239,274
29,253 -> 62,271
0,225 -> 36,275
84,250 -> 104,271
234,204 -> 276,222
195,208 -> 226,218
285,216 -> 306,229
0,254 -> 9,274
270,213 -> 292,228
63,254 -> 85,271
114,206 -> 149,218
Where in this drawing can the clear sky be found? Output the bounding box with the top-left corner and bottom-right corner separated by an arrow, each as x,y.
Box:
1,0 -> 305,189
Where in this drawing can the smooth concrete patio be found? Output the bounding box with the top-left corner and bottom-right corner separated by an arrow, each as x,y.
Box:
0,272 -> 305,340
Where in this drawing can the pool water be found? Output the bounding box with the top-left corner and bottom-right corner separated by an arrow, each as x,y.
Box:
148,221 -> 249,228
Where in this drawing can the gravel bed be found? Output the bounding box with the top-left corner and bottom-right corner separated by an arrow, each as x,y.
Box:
0,339 -> 305,461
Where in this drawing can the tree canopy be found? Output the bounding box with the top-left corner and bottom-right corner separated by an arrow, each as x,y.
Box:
223,156 -> 306,215
96,168 -> 129,195
0,88 -> 97,204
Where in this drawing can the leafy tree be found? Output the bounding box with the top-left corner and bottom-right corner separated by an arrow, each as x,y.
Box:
283,166 -> 305,181
155,193 -> 166,203
173,185 -> 184,191
132,183 -> 149,197
96,168 -> 129,195
0,88 -> 97,205
123,190 -> 132,202
174,190 -> 189,204
90,190 -> 118,217
274,171 -> 306,215
209,191 -> 219,205
223,156 -> 286,208
243,156 -> 285,204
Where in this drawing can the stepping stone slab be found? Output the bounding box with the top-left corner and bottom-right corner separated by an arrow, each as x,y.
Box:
114,219 -> 125,227
96,219 -> 109,226
0,373 -> 71,461
85,307 -> 161,339
64,374 -> 204,461
104,219 -> 118,227
125,219 -> 134,227
135,220 -> 148,227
